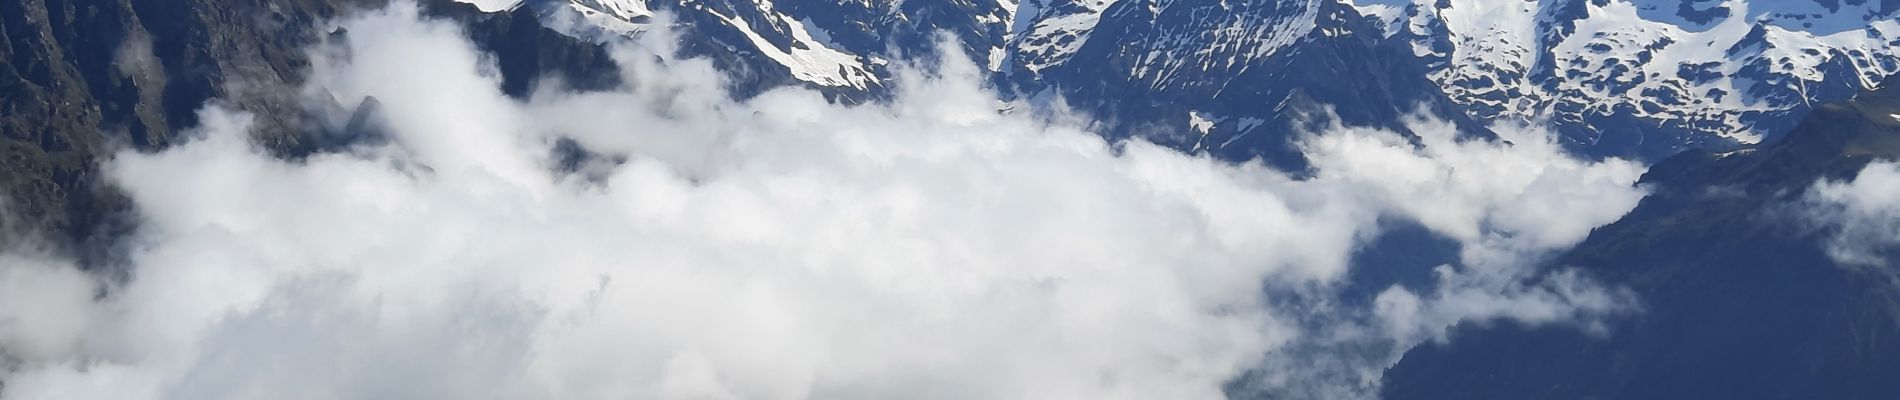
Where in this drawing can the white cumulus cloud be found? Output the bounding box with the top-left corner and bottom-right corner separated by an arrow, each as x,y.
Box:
1802,161 -> 1900,267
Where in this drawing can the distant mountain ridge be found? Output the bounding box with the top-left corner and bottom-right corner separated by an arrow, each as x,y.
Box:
1366,0 -> 1900,157
493,0 -> 1900,161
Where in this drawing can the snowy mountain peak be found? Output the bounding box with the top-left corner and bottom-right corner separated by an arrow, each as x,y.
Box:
1001,0 -> 1122,73
1369,0 -> 1900,149
558,0 -> 654,34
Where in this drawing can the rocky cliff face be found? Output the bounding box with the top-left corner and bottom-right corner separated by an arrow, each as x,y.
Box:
1024,0 -> 1474,165
0,0 -> 617,256
1,0 -> 356,252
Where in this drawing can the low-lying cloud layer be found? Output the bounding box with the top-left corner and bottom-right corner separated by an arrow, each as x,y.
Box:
0,3 -> 1648,399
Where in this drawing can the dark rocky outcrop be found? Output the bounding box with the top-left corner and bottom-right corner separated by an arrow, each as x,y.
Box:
0,0 -> 616,264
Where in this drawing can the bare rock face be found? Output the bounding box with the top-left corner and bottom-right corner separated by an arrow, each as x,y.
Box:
0,0 -> 357,250
0,0 -> 619,255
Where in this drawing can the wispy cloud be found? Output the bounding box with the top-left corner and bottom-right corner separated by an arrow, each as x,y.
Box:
1802,162 -> 1900,267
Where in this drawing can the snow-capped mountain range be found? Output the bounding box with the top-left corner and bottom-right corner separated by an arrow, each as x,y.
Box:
464,0 -> 1900,161
1368,0 -> 1900,153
